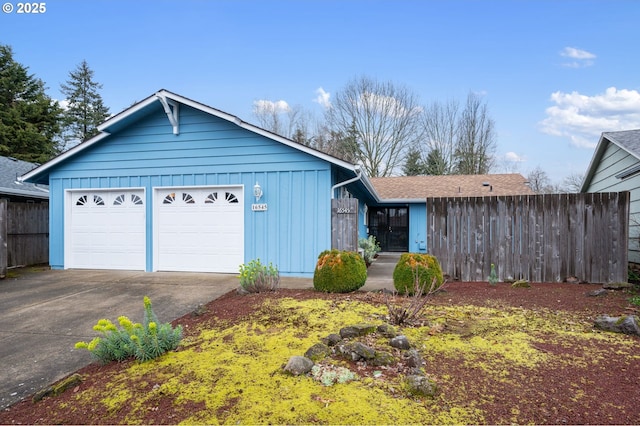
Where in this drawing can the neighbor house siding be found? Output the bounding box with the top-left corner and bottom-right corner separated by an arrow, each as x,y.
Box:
48,105 -> 332,275
584,141 -> 640,263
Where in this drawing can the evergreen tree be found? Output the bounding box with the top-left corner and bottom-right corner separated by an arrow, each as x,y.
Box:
0,44 -> 61,163
60,60 -> 109,148
424,148 -> 448,175
403,148 -> 426,176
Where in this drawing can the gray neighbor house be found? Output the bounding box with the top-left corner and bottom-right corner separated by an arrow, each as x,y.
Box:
581,129 -> 640,265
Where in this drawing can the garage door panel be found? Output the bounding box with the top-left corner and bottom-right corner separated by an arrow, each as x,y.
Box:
156,186 -> 244,273
67,190 -> 146,270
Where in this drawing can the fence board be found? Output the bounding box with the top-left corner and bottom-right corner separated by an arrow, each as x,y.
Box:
331,198 -> 358,252
2,202 -> 49,271
426,193 -> 629,283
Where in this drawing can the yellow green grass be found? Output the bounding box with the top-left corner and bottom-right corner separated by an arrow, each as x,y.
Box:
64,297 -> 638,424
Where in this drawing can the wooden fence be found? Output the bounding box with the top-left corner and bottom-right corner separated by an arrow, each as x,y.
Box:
331,198 -> 358,252
0,200 -> 49,277
426,192 -> 629,283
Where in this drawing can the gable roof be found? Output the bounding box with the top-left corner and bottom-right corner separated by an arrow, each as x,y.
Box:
20,89 -> 379,198
581,129 -> 640,192
0,156 -> 48,200
370,174 -> 534,200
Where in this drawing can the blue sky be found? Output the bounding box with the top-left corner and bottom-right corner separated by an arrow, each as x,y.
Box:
2,0 -> 639,183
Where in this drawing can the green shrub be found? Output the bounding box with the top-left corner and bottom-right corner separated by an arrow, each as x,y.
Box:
238,258 -> 280,293
313,249 -> 367,293
358,235 -> 381,266
393,253 -> 444,295
75,296 -> 182,364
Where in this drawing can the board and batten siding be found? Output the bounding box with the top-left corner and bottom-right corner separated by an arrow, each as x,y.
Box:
48,104 -> 332,276
584,141 -> 640,263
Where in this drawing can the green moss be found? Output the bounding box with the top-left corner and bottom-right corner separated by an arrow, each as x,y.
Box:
60,297 -> 640,425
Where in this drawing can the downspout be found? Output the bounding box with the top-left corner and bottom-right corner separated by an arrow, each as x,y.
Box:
331,166 -> 363,199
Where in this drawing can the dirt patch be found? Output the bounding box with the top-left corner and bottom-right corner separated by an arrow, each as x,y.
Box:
1,282 -> 639,425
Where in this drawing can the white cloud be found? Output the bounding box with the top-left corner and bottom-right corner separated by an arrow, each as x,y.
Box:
358,91 -> 422,118
252,99 -> 290,114
561,47 -> 596,60
504,151 -> 526,163
540,87 -> 640,148
314,87 -> 331,109
56,99 -> 69,110
560,47 -> 596,68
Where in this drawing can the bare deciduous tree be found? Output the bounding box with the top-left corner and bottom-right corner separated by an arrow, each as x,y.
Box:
326,75 -> 422,177
252,101 -> 312,141
527,166 -> 553,193
562,172 -> 585,193
454,92 -> 497,174
420,99 -> 459,175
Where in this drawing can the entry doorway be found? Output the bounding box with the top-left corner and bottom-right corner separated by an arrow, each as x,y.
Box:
368,207 -> 408,252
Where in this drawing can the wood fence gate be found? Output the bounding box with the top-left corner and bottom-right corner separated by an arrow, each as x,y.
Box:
426,192 -> 629,283
0,200 -> 49,278
331,198 -> 358,251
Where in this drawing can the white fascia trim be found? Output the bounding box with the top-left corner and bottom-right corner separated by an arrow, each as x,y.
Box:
20,131 -> 111,183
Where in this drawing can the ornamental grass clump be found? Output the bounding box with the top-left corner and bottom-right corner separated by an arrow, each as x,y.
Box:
313,249 -> 367,293
75,296 -> 182,364
238,259 -> 280,293
393,253 -> 444,295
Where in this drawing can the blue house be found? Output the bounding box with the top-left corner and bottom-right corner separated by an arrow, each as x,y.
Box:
22,89 -> 532,277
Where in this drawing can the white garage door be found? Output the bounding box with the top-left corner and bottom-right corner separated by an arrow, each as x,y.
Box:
155,186 -> 244,273
66,190 -> 146,270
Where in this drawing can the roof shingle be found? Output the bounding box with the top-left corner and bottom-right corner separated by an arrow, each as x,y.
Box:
370,174 -> 534,199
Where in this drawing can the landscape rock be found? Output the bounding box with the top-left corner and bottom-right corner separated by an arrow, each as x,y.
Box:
377,323 -> 397,338
404,349 -> 424,369
602,282 -> 634,290
304,343 -> 331,362
594,315 -> 640,336
336,341 -> 376,361
283,356 -> 314,376
587,288 -> 608,297
372,350 -> 395,366
390,335 -> 411,350
511,279 -> 530,288
405,374 -> 438,397
324,333 -> 342,347
339,324 -> 377,339
564,276 -> 580,284
33,373 -> 83,402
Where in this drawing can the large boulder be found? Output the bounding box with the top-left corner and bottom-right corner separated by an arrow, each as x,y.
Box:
594,315 -> 640,336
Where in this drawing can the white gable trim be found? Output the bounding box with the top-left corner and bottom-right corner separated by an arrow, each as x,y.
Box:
20,89 -> 380,200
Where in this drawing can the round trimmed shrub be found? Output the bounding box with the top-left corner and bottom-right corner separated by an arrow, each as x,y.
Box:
313,249 -> 367,293
393,253 -> 444,295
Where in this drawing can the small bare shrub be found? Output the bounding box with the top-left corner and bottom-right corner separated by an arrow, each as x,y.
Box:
386,272 -> 443,326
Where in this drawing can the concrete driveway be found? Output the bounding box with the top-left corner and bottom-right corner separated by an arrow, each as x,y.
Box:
0,255 -> 395,410
0,267 -> 313,409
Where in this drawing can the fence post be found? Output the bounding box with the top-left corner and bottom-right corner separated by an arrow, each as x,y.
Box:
0,199 -> 7,278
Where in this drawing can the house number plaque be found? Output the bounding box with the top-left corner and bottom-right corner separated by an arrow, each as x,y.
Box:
252,203 -> 268,211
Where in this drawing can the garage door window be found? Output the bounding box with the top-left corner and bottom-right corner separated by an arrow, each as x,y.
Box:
204,191 -> 239,204
114,194 -> 144,206
76,194 -> 105,206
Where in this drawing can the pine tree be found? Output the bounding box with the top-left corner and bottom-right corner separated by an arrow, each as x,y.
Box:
403,148 -> 426,176
0,44 -> 62,163
60,60 -> 109,148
